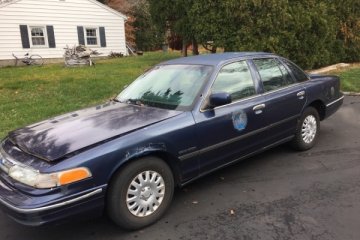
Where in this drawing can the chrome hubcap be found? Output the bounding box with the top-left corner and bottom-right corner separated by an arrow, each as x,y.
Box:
126,171 -> 165,217
301,115 -> 317,144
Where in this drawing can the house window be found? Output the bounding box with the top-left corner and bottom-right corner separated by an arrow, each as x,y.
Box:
85,28 -> 98,45
30,26 -> 46,46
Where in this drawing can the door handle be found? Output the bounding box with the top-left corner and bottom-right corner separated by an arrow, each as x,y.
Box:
297,91 -> 305,98
253,104 -> 266,112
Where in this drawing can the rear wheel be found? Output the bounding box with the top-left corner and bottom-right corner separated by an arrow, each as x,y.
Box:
29,55 -> 44,66
107,157 -> 174,230
291,107 -> 320,151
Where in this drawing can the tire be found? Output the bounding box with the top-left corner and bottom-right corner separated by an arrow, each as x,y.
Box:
107,157 -> 174,230
29,55 -> 44,66
291,107 -> 320,151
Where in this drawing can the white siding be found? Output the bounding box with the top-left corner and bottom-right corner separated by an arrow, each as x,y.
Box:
0,0 -> 127,60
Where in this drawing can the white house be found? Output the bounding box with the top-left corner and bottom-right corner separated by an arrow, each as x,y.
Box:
0,0 -> 127,64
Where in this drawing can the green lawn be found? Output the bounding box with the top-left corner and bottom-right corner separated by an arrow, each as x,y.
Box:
337,67 -> 360,93
0,52 -> 180,138
0,53 -> 359,139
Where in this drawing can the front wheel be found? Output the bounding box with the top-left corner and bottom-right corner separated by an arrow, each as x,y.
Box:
107,157 -> 174,230
291,107 -> 320,151
29,55 -> 44,66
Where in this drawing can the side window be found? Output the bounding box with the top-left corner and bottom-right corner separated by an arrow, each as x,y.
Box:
212,61 -> 256,102
281,58 -> 309,82
277,59 -> 296,84
253,58 -> 287,92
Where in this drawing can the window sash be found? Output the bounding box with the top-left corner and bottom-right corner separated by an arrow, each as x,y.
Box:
32,37 -> 45,46
30,26 -> 46,46
85,28 -> 98,45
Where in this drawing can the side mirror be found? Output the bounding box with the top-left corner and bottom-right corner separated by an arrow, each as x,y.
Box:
208,92 -> 232,108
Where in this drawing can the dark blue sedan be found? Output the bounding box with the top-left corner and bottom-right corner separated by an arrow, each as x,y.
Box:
0,53 -> 343,229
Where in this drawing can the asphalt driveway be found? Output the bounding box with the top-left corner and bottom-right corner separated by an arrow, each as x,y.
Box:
1,96 -> 359,240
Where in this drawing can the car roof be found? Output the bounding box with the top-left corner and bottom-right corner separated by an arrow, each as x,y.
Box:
161,52 -> 277,66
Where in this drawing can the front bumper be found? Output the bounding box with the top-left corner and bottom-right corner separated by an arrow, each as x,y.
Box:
0,176 -> 106,226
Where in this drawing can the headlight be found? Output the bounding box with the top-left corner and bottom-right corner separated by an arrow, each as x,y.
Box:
0,150 -> 9,173
8,165 -> 92,189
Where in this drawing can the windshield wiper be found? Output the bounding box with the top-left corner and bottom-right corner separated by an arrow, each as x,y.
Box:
124,98 -> 146,106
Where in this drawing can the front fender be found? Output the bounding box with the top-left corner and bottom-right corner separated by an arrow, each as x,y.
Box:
107,143 -> 182,185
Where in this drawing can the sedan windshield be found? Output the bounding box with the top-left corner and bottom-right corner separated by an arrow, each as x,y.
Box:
116,64 -> 213,111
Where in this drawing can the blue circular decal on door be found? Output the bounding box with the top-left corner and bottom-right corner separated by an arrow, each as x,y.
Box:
232,110 -> 248,131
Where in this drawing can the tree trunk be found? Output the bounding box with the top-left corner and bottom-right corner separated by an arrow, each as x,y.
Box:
192,38 -> 199,55
182,40 -> 188,57
202,43 -> 217,54
211,45 -> 217,53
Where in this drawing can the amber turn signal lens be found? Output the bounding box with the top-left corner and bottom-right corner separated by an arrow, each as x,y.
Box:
58,168 -> 92,186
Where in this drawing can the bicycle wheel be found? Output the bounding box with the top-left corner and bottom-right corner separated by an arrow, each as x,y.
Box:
29,55 -> 44,66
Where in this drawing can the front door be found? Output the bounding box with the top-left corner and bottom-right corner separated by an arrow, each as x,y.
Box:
192,60 -> 269,173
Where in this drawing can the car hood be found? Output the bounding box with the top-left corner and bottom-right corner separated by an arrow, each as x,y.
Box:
8,102 -> 182,161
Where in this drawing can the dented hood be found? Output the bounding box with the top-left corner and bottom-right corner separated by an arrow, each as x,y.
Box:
8,102 -> 181,161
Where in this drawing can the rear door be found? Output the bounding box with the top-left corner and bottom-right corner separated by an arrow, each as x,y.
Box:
251,58 -> 307,141
192,60 -> 269,173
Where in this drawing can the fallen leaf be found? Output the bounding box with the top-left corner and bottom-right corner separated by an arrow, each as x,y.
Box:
230,209 -> 235,215
192,201 -> 198,204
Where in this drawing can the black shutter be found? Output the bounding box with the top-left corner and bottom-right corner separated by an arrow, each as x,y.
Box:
19,25 -> 30,49
99,27 -> 106,47
46,25 -> 56,48
77,26 -> 85,45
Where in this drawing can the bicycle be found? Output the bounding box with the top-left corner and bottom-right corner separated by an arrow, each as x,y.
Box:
13,53 -> 44,66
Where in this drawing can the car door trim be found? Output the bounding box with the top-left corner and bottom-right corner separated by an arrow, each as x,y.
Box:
259,82 -> 304,96
179,114 -> 299,161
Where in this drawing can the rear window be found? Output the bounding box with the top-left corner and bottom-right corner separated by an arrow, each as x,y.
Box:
281,58 -> 309,83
